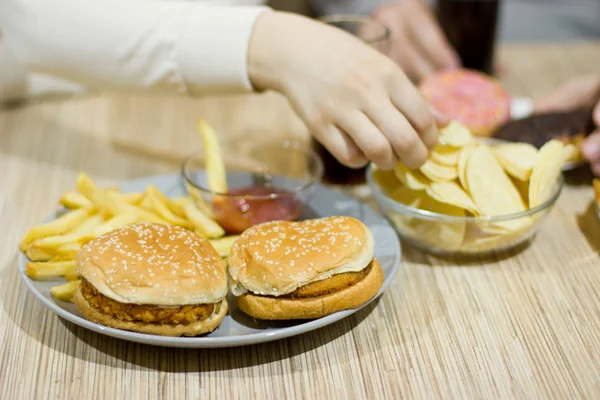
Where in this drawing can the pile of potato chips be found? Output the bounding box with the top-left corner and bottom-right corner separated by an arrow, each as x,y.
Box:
374,121 -> 575,253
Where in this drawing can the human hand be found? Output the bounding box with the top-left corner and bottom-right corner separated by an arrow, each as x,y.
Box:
371,0 -> 459,82
535,74 -> 600,175
248,12 -> 447,171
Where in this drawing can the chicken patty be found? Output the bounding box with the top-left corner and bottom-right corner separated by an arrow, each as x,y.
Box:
80,279 -> 219,325
280,261 -> 373,299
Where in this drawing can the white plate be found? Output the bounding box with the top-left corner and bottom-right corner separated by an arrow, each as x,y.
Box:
18,173 -> 401,348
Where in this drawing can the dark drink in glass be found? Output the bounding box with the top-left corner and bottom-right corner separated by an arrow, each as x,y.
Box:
311,141 -> 367,185
437,0 -> 500,75
315,15 -> 390,185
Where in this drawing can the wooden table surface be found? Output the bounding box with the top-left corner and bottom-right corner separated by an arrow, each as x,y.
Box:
1,42 -> 600,399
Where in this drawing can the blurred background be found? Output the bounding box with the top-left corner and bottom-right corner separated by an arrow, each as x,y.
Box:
272,0 -> 600,42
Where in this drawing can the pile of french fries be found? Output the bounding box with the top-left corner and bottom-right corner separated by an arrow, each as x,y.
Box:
21,119 -> 238,303
21,172 -> 239,302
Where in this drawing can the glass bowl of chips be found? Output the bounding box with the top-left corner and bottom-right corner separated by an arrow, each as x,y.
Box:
367,123 -> 571,256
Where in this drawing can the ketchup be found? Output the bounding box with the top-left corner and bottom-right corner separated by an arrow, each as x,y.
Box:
212,186 -> 302,234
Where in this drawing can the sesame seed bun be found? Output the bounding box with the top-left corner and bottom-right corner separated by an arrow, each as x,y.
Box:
236,259 -> 384,320
228,216 -> 375,297
73,287 -> 228,337
76,223 -> 227,306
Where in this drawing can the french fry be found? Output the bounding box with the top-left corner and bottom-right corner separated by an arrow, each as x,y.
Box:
34,233 -> 94,250
197,119 -> 228,193
63,189 -> 143,209
54,242 -> 83,260
146,185 -> 192,228
210,235 -> 240,257
25,247 -> 53,262
93,213 -> 138,237
26,260 -> 76,280
60,192 -> 92,209
124,204 -> 168,224
167,197 -> 188,218
64,271 -> 81,282
119,192 -> 145,205
50,280 -> 79,302
181,198 -> 224,238
139,195 -> 153,211
76,174 -> 166,224
72,215 -> 104,234
106,192 -> 168,224
33,215 -> 104,250
20,207 -> 95,251
76,173 -> 122,216
184,182 -> 213,216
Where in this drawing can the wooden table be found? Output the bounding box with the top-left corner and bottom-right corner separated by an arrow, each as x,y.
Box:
1,42 -> 600,399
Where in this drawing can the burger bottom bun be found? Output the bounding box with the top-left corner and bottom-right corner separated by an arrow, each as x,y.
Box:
236,259 -> 384,320
73,286 -> 227,337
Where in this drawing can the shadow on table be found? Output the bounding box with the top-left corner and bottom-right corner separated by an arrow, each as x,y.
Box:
0,259 -> 379,372
577,202 -> 600,254
0,97 -> 176,180
63,300 -> 379,372
402,240 -> 533,267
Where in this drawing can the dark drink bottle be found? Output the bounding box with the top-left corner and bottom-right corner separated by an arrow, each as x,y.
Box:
437,0 -> 501,75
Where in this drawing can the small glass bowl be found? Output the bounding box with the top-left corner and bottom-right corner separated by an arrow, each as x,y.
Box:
181,141 -> 323,235
367,164 -> 563,257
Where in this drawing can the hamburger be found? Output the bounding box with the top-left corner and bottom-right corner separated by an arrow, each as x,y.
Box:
73,223 -> 228,336
227,216 -> 384,320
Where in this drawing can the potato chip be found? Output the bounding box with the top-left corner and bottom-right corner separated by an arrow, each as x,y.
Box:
394,163 -> 430,190
457,144 -> 478,192
372,168 -> 400,195
529,140 -> 568,208
438,121 -> 473,147
425,181 -> 480,215
430,145 -> 461,167
461,222 -> 524,251
388,185 -> 424,208
420,159 -> 458,182
461,224 -> 500,251
594,179 -> 600,205
467,146 -> 527,231
391,193 -> 466,250
562,143 -> 579,162
462,234 -> 514,253
410,197 -> 466,249
510,176 -> 530,208
492,143 -> 538,181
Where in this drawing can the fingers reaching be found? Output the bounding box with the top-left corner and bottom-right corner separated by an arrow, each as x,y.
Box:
408,4 -> 460,71
535,74 -> 600,113
373,0 -> 459,82
336,111 -> 399,170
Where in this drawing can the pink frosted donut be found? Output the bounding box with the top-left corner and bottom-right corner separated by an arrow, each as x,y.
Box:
419,69 -> 511,137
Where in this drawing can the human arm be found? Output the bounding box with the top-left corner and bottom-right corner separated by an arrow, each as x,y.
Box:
1,0 -> 444,170
0,42 -> 86,105
249,12 -> 446,170
0,0 -> 270,96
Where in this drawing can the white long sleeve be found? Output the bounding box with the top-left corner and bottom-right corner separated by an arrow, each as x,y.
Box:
0,0 -> 270,102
